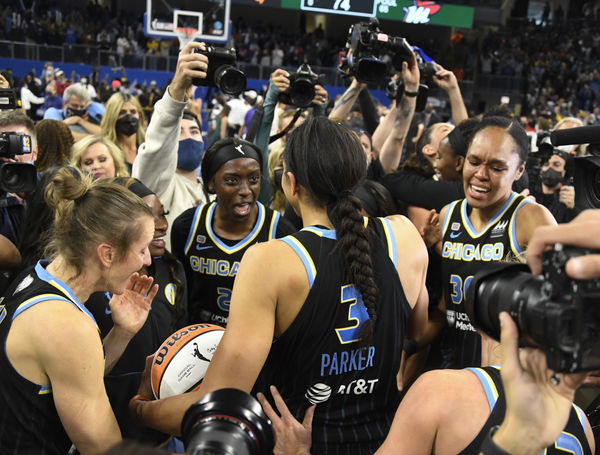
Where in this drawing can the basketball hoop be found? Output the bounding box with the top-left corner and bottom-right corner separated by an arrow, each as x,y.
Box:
176,27 -> 199,50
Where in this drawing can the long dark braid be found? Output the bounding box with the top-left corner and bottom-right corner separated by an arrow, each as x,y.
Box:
285,117 -> 378,343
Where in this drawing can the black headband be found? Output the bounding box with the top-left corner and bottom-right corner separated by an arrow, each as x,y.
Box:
128,179 -> 156,198
205,142 -> 262,182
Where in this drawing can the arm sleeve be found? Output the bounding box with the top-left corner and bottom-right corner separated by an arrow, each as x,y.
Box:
254,83 -> 281,205
358,89 -> 380,135
381,171 -> 464,212
132,88 -> 187,205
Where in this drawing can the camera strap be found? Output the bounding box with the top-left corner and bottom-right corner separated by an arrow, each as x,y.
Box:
269,109 -> 304,144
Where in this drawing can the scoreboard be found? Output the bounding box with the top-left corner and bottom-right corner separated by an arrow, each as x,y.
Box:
300,0 -> 377,17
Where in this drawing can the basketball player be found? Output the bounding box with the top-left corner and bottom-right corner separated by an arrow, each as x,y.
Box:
0,168 -> 158,454
132,117 -> 429,454
170,137 -> 294,326
257,321 -> 594,455
88,179 -> 187,449
438,116 -> 556,369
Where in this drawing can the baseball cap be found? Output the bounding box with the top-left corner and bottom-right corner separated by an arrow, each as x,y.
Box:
111,79 -> 122,89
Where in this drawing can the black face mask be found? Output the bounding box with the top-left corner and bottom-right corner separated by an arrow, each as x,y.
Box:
540,168 -> 563,188
65,107 -> 86,118
116,114 -> 139,136
273,168 -> 283,191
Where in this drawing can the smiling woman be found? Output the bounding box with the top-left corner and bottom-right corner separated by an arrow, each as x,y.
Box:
437,116 -> 556,369
170,138 -> 295,326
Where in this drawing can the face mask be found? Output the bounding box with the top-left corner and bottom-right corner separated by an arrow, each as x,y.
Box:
540,168 -> 563,187
557,144 -> 576,154
116,114 -> 139,136
273,168 -> 283,191
65,107 -> 86,118
177,138 -> 205,172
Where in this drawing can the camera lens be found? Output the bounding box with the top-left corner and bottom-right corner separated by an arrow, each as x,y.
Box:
0,162 -> 37,193
214,66 -> 247,96
182,389 -> 274,455
289,79 -> 315,108
356,58 -> 387,83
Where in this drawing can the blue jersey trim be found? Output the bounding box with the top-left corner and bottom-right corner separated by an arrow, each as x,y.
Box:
378,217 -> 398,268
280,236 -> 316,288
269,210 -> 281,239
207,201 -> 267,254
461,192 -> 518,238
442,200 -> 460,237
301,226 -> 337,240
509,198 -> 531,260
34,261 -> 96,325
466,367 -> 499,411
184,203 -> 207,256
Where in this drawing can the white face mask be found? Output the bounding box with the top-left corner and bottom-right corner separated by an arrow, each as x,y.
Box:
557,144 -> 577,154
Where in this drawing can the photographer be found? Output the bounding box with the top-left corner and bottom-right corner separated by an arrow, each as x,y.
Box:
0,111 -> 38,271
532,150 -> 581,223
132,41 -> 209,249
43,83 -> 103,141
253,67 -> 329,204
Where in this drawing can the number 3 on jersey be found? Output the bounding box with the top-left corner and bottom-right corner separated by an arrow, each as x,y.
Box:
449,275 -> 473,305
335,285 -> 369,344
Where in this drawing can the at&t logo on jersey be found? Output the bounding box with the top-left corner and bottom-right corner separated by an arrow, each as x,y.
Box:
337,378 -> 379,395
305,383 -> 332,404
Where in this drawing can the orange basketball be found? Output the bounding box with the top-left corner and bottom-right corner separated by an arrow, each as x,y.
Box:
151,324 -> 225,399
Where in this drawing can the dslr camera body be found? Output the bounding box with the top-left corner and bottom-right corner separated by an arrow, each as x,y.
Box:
0,89 -> 37,194
278,63 -> 324,108
192,46 -> 247,96
466,244 -> 600,373
341,18 -> 413,84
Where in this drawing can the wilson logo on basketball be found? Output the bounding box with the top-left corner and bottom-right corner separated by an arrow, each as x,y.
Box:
151,324 -> 225,399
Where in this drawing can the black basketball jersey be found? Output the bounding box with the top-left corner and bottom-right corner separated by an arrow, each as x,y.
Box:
0,261 -> 98,455
440,192 -> 529,369
253,219 -> 412,455
172,201 -> 293,326
458,366 -> 592,455
87,256 -> 187,445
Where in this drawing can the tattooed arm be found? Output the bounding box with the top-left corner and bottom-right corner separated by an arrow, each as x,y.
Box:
328,77 -> 365,122
378,54 -> 420,174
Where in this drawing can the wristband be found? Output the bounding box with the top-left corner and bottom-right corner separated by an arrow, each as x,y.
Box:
402,339 -> 419,358
403,89 -> 419,97
481,425 -> 512,455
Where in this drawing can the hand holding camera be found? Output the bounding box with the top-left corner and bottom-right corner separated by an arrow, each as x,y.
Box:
171,41 -> 209,102
271,69 -> 291,93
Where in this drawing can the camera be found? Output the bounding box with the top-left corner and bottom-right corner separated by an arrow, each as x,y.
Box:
385,49 -> 437,111
192,46 -> 247,96
278,63 -> 324,108
341,18 -> 413,84
465,244 -> 600,373
0,132 -> 37,193
182,388 -> 274,455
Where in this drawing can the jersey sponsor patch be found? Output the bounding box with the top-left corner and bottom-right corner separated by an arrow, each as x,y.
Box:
305,383 -> 332,404
13,275 -> 34,295
451,222 -> 461,231
490,220 -> 509,238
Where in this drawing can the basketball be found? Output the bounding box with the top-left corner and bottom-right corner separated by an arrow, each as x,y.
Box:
151,324 -> 225,399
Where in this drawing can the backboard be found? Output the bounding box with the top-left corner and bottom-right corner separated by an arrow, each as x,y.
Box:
145,0 -> 231,43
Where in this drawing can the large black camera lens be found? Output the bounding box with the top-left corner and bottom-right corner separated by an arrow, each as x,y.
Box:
182,388 -> 274,455
0,162 -> 37,193
356,58 -> 387,84
289,79 -> 315,109
214,66 -> 246,96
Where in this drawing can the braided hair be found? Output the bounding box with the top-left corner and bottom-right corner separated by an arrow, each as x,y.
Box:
284,117 -> 379,342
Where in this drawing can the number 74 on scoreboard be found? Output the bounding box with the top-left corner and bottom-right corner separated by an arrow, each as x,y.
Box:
300,0 -> 377,17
